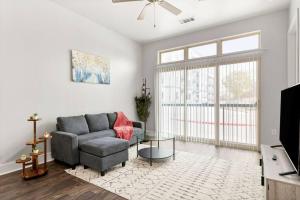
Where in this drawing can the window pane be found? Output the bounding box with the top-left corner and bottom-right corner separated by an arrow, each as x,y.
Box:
160,49 -> 184,64
188,43 -> 217,59
222,34 -> 259,54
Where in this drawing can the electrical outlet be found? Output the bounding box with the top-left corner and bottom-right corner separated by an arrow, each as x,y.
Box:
271,129 -> 277,136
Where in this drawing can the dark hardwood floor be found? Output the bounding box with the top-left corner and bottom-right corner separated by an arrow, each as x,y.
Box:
0,161 -> 125,200
0,141 -> 260,200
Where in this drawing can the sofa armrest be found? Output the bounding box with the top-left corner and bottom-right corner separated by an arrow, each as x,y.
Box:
51,131 -> 79,166
132,121 -> 144,130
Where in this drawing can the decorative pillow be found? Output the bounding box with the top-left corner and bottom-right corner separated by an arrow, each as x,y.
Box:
57,115 -> 89,135
107,112 -> 117,129
85,113 -> 109,132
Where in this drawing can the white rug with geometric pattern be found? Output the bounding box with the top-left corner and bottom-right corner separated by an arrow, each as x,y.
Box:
65,145 -> 264,200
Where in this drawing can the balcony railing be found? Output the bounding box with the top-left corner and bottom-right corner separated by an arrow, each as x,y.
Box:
159,103 -> 257,145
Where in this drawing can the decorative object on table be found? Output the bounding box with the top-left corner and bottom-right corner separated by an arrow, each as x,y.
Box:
29,113 -> 39,120
135,78 -> 151,134
20,155 -> 27,161
44,131 -> 50,138
15,116 -> 52,180
33,148 -> 39,154
71,50 -> 110,84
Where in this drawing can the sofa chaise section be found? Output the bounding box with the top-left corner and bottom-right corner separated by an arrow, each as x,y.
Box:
79,137 -> 129,176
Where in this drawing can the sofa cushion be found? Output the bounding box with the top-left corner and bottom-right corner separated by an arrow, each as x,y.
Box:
85,113 -> 109,132
107,113 -> 117,129
57,115 -> 89,135
79,137 -> 129,157
78,130 -> 116,146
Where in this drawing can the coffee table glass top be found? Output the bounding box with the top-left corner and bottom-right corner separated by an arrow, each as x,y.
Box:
143,134 -> 175,141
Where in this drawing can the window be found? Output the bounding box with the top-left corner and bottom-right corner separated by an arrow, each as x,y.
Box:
158,32 -> 261,64
160,49 -> 184,64
222,34 -> 260,54
188,43 -> 217,59
157,31 -> 261,150
157,59 -> 259,149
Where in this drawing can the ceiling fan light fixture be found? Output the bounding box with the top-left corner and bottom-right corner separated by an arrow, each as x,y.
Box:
112,0 -> 182,28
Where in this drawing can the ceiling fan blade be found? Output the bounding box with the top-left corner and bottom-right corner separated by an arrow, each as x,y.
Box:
137,3 -> 151,20
112,0 -> 143,3
159,0 -> 182,15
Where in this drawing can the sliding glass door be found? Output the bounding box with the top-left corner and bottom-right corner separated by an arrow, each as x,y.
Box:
157,59 -> 259,150
186,66 -> 216,143
219,61 -> 258,148
158,69 -> 185,139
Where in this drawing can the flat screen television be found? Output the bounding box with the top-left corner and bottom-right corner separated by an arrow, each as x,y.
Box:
280,84 -> 300,175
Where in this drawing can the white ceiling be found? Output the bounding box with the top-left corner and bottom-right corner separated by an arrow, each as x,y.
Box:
52,0 -> 290,43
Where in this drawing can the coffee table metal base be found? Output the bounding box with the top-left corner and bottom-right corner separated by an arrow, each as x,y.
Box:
136,137 -> 175,166
138,148 -> 174,166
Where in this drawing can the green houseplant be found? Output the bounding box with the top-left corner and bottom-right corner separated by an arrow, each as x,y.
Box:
135,79 -> 151,134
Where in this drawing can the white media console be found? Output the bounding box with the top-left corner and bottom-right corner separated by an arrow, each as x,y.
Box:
261,144 -> 300,200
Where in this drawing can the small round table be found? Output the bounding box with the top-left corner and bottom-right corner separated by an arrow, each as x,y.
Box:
136,135 -> 175,166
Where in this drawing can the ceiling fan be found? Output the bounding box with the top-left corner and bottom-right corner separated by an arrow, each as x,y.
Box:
112,0 -> 182,27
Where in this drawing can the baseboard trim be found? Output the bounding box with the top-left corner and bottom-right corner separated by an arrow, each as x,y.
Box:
0,152 -> 53,176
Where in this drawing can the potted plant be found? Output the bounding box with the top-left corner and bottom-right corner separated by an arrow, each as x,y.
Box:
135,79 -> 151,135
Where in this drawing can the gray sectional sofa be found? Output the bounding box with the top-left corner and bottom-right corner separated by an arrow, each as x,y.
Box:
51,113 -> 144,169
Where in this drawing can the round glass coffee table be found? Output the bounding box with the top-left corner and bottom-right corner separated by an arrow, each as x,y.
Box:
136,135 -> 175,166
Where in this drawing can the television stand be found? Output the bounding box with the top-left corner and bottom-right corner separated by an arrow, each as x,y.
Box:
261,144 -> 300,200
270,144 -> 283,148
279,171 -> 297,176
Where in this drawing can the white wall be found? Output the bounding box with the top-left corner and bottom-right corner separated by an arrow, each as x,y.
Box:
0,0 -> 142,166
288,0 -> 300,86
142,10 -> 288,146
290,0 -> 300,23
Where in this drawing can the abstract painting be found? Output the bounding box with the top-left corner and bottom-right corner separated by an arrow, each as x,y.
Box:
71,50 -> 110,84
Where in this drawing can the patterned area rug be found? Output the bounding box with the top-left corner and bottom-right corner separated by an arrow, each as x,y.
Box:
66,145 -> 264,200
